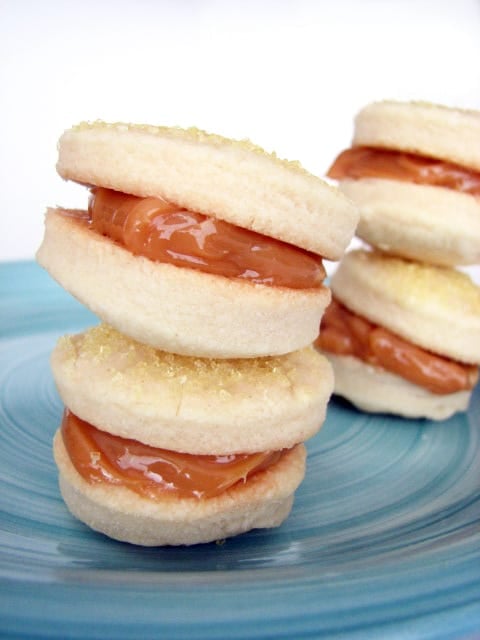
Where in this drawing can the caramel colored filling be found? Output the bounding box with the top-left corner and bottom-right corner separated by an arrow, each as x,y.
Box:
61,409 -> 285,499
62,187 -> 325,289
317,299 -> 478,394
327,147 -> 480,196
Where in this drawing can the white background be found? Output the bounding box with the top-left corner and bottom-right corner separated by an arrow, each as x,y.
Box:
1,0 -> 480,264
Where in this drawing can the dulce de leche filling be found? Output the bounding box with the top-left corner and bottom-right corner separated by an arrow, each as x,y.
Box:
317,299 -> 478,395
327,146 -> 480,196
62,187 -> 326,289
61,409 -> 286,500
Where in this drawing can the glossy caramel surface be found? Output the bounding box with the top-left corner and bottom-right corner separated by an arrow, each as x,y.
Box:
327,147 -> 480,195
318,299 -> 478,394
61,410 -> 284,499
85,187 -> 325,288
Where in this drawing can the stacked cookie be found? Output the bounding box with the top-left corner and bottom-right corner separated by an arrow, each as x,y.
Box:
37,122 -> 358,545
318,100 -> 480,420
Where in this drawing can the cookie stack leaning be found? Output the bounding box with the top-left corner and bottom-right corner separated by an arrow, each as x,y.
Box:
317,100 -> 480,420
36,121 -> 359,545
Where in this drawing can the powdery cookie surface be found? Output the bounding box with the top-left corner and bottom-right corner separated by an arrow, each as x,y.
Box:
52,325 -> 333,454
57,121 -> 358,260
353,100 -> 480,171
330,249 -> 480,364
54,432 -> 306,546
339,178 -> 480,267
36,210 -> 331,358
326,354 -> 471,421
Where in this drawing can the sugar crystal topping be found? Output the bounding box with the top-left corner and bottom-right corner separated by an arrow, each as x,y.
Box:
354,250 -> 480,313
61,324 -> 303,393
69,120 -> 310,175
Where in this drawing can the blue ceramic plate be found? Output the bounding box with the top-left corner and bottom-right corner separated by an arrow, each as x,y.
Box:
1,261 -> 479,640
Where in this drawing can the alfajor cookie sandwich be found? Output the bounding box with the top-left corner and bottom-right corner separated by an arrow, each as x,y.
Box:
327,100 -> 480,267
316,249 -> 480,420
51,324 -> 334,546
36,121 -> 358,359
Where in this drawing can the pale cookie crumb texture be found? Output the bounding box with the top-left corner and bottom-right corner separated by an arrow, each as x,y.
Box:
57,121 -> 359,259
338,178 -> 480,267
353,100 -> 480,171
343,250 -> 480,315
62,323 -> 302,393
330,249 -> 480,363
55,432 -> 307,546
71,120 -> 310,177
358,100 -> 480,125
37,211 -> 330,358
52,325 -> 333,454
326,353 -> 472,421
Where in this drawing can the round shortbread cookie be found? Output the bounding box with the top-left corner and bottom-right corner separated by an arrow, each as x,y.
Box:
54,432 -> 306,546
353,100 -> 480,171
330,249 -> 480,363
51,325 -> 333,454
36,210 -> 331,358
325,354 -> 472,421
339,178 -> 480,266
57,121 -> 358,260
